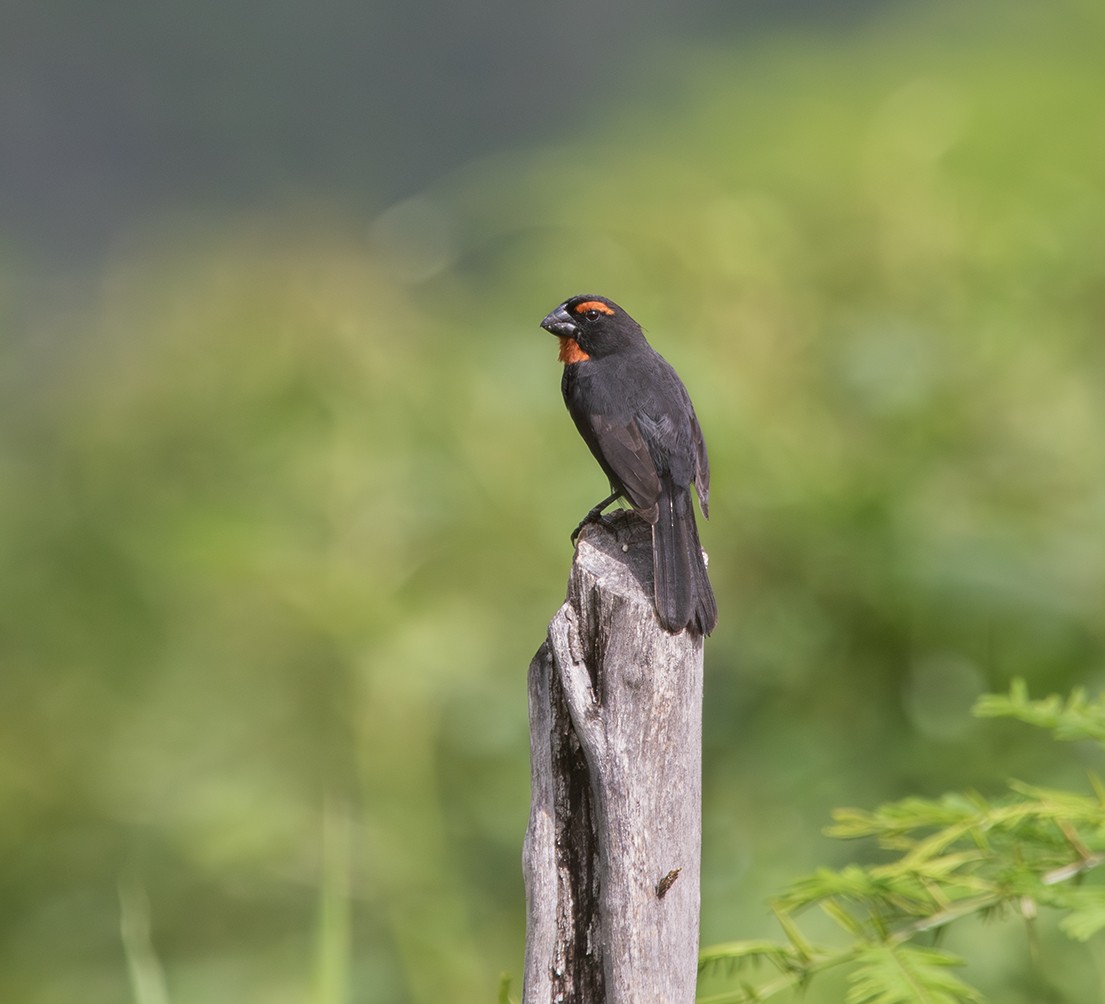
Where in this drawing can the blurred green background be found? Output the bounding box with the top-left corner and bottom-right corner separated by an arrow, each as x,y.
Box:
3,1 -> 1105,1001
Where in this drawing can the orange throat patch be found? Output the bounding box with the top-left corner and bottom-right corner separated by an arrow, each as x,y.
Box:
558,336 -> 590,365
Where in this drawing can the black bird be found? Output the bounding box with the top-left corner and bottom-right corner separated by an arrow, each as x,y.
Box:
540,294 -> 717,636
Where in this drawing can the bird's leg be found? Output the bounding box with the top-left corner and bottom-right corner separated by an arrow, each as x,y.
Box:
571,490 -> 623,542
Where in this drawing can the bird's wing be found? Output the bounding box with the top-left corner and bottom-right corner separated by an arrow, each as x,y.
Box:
691,408 -> 710,518
665,375 -> 711,519
587,412 -> 662,522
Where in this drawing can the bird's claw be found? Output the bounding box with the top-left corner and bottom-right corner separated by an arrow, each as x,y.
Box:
570,510 -> 606,543
570,490 -> 622,543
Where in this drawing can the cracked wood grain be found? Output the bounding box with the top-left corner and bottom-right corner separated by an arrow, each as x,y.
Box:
523,511 -> 705,1004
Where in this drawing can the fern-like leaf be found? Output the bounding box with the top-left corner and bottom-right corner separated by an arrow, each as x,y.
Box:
974,680 -> 1105,745
845,945 -> 985,1004
698,939 -> 807,975
1038,885 -> 1105,941
701,685 -> 1105,1002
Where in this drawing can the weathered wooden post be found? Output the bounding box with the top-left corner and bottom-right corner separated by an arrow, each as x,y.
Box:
523,511 -> 705,1004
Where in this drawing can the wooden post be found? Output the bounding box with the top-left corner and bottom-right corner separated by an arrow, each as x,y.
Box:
523,511 -> 705,1004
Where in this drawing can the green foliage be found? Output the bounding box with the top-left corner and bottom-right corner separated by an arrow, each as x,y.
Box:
846,946 -> 983,1004
975,679 -> 1105,746
496,972 -> 518,1004
699,683 -> 1105,1002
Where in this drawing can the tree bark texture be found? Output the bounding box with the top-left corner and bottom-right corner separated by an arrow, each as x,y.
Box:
523,511 -> 704,1004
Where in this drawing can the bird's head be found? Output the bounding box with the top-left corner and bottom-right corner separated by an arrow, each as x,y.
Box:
540,294 -> 644,362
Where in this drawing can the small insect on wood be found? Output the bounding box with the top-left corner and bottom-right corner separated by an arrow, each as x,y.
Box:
656,868 -> 682,899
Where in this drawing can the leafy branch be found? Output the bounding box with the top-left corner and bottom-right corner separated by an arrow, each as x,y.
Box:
698,682 -> 1105,1003
974,678 -> 1105,745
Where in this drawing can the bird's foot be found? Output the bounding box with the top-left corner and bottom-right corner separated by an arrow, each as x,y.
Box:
570,491 -> 623,543
570,509 -> 607,543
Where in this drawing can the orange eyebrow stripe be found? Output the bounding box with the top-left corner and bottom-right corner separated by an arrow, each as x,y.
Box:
573,300 -> 615,316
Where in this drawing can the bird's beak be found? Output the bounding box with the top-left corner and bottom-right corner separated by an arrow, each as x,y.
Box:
540,304 -> 578,338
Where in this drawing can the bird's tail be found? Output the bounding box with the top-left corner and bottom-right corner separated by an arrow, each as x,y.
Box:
652,482 -> 717,636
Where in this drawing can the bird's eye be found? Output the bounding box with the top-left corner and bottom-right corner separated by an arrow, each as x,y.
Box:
584,309 -> 601,321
